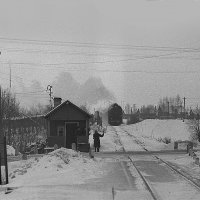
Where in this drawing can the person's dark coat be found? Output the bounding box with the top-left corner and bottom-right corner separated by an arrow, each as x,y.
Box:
93,130 -> 104,148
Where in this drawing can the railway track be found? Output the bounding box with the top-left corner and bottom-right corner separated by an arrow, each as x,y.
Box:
119,126 -> 148,151
110,125 -> 159,199
111,125 -> 200,200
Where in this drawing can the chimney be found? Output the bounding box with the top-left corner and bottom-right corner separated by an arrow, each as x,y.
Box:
53,97 -> 62,108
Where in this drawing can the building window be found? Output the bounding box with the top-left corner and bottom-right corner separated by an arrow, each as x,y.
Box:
57,126 -> 64,136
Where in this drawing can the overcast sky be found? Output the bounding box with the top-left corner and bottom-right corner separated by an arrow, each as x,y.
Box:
0,0 -> 200,108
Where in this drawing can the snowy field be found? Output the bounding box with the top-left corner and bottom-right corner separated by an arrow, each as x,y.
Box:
1,119 -> 200,199
90,119 -> 193,152
123,119 -> 191,141
0,148 -> 109,200
121,119 -> 193,151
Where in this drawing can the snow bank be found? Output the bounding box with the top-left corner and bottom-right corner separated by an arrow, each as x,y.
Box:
120,119 -> 192,151
8,148 -> 105,187
123,119 -> 191,141
89,120 -> 192,152
7,145 -> 15,156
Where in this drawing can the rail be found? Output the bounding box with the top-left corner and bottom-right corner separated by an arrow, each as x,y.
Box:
111,126 -> 159,200
113,125 -> 200,193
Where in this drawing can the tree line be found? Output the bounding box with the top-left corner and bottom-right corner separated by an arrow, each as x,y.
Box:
0,86 -> 50,153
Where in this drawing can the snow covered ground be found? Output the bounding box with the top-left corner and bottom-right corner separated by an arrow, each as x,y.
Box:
7,148 -> 105,187
159,152 -> 200,184
1,119 -> 200,199
7,145 -> 15,156
123,119 -> 191,141
120,119 -> 191,151
90,119 -> 193,152
0,148 -> 108,199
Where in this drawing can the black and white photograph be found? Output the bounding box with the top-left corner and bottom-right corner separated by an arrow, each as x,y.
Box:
1,0 -> 200,199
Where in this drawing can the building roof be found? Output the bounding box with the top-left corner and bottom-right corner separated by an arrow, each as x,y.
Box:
44,100 -> 91,119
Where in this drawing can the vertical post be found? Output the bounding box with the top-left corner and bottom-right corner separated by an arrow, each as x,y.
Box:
0,87 -> 2,185
168,101 -> 170,116
86,120 -> 88,137
0,153 -> 2,185
9,62 -> 11,89
4,136 -> 8,184
183,97 -> 186,122
0,86 -> 2,134
180,104 -> 182,119
7,95 -> 11,145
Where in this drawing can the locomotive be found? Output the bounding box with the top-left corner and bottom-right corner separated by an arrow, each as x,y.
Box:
108,103 -> 123,126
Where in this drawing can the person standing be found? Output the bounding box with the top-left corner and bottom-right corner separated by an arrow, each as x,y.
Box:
93,130 -> 104,152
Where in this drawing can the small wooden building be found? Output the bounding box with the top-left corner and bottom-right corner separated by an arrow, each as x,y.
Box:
45,98 -> 91,152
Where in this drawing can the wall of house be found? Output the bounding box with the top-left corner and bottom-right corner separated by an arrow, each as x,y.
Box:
47,120 -> 88,148
47,136 -> 65,147
49,120 -> 87,136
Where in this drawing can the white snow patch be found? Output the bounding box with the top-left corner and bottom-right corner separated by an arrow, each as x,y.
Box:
127,162 -> 145,190
6,148 -> 105,188
7,145 -> 15,156
124,119 -> 190,141
121,119 -> 192,151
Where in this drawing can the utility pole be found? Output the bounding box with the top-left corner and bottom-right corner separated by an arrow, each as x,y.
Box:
7,93 -> 11,145
46,85 -> 53,109
0,86 -> 2,185
9,62 -> 11,89
0,86 -> 2,135
183,97 -> 186,122
180,103 -> 182,118
0,52 -> 1,134
167,101 -> 170,116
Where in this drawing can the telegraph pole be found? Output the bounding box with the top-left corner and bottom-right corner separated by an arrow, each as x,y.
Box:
183,97 -> 186,122
167,101 -> 170,116
0,86 -> 2,185
46,85 -> 53,109
0,52 -> 1,123
0,86 -> 2,135
9,62 -> 11,89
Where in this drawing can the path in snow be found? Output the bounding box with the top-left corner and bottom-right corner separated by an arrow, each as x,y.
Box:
113,126 -> 145,152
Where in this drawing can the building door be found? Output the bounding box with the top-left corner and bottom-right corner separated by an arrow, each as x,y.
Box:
65,123 -> 78,149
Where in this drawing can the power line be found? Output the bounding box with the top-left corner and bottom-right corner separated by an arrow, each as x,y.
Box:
1,62 -> 200,74
1,46 -> 200,55
0,37 -> 200,51
2,63 -> 200,75
0,51 -> 188,67
14,90 -> 46,94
